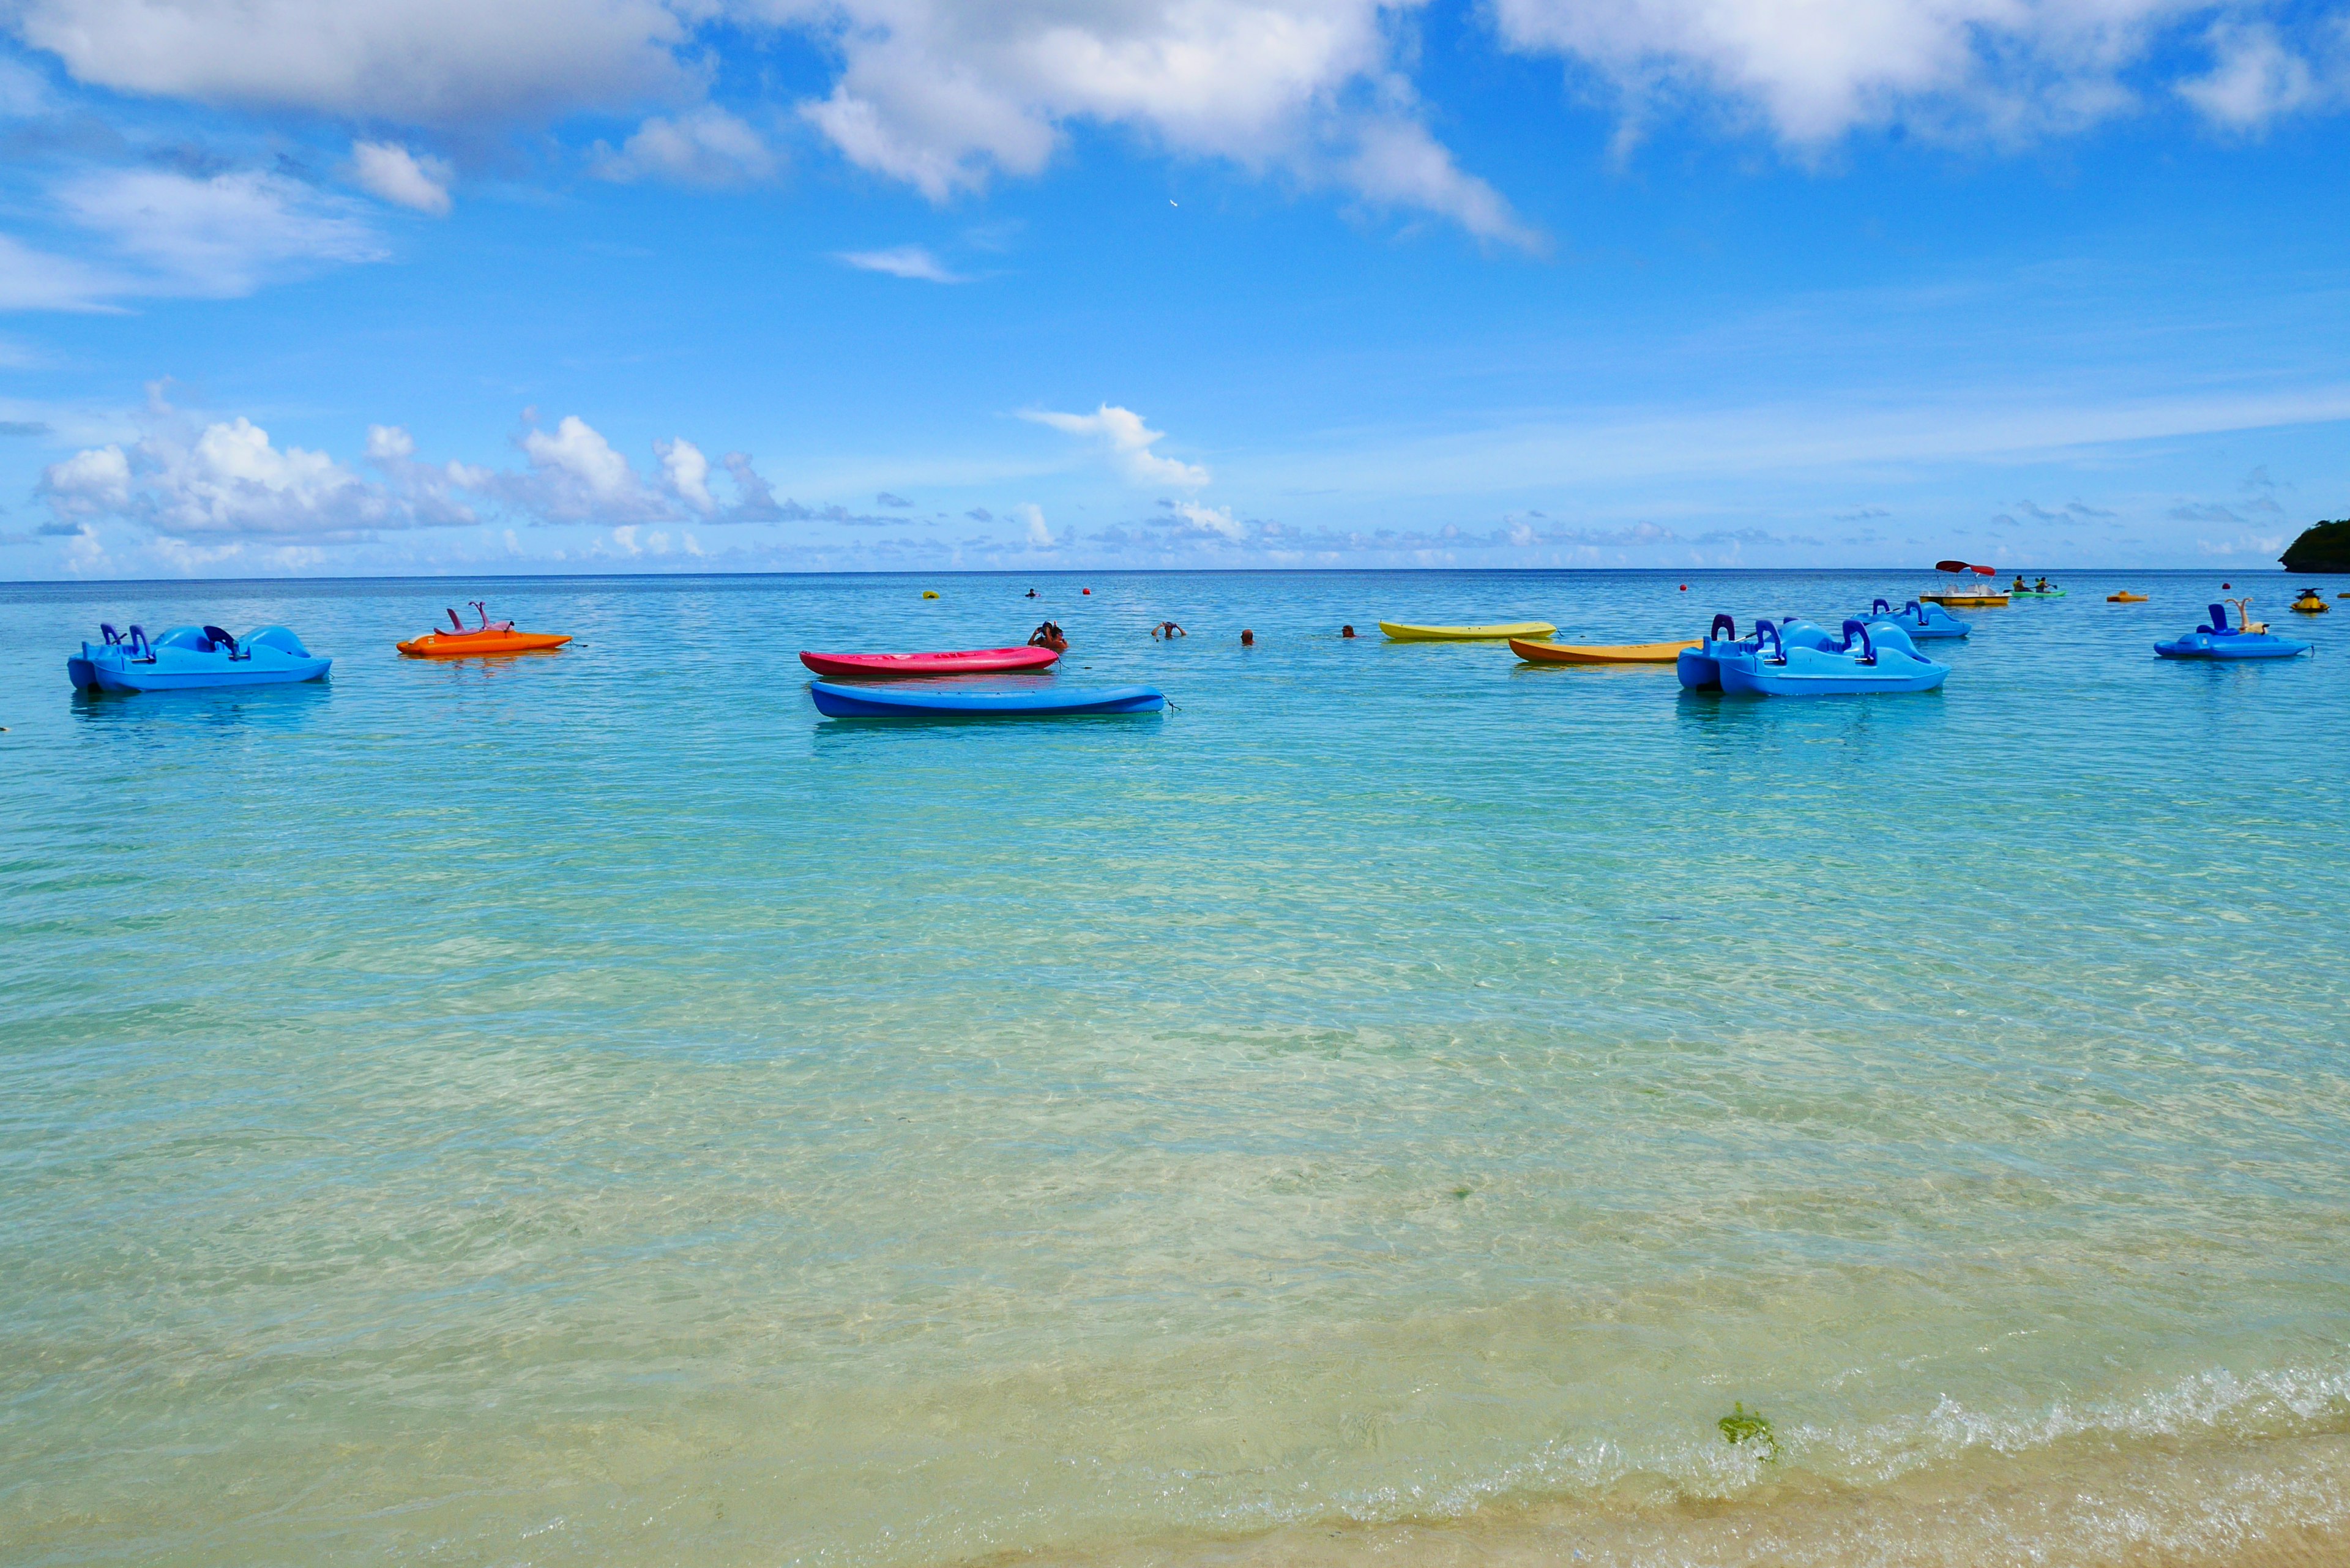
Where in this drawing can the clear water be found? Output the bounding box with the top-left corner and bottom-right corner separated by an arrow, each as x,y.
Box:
3,570 -> 2347,1568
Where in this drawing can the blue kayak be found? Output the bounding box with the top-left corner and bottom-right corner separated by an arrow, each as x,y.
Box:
2157,604 -> 2311,660
68,624 -> 331,692
808,680 -> 1165,716
1862,597 -> 1971,640
1677,615 -> 1837,689
1717,619 -> 1949,696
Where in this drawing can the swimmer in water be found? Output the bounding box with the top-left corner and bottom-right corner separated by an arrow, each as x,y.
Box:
1026,589 -> 1039,599
1240,629 -> 1255,646
1152,621 -> 1187,640
1340,624 -> 1356,638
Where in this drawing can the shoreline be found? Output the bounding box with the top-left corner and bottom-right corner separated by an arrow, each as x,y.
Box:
993,1427 -> 2350,1568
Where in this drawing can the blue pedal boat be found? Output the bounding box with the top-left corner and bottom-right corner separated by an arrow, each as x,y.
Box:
1677,615 -> 1837,689
1717,619 -> 1949,696
68,624 -> 331,692
1862,597 -> 1971,640
808,680 -> 1165,717
2156,604 -> 2312,660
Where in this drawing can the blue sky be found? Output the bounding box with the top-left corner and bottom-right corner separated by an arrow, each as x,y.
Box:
1,0 -> 2346,577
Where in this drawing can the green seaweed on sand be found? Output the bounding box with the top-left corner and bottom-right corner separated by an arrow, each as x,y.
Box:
1718,1403 -> 1778,1461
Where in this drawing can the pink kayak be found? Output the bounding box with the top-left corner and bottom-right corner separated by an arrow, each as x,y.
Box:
799,645 -> 1062,679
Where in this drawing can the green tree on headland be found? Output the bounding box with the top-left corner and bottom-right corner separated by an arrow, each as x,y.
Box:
2281,519 -> 2350,572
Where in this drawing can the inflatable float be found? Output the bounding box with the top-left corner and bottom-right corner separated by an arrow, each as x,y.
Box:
2156,603 -> 2312,660
398,602 -> 572,657
799,646 -> 1061,679
1509,637 -> 1696,664
808,681 -> 1164,717
1715,619 -> 1950,696
1379,621 -> 1555,641
1861,598 -> 1971,640
69,624 -> 330,692
2108,591 -> 2148,603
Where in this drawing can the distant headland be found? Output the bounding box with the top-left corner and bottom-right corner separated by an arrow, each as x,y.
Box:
2281,520 -> 2350,572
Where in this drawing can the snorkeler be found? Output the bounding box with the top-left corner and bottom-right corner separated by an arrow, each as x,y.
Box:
1152,621 -> 1186,640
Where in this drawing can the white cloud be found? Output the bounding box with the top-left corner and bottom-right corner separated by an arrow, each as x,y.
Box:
32,397 -> 799,540
1343,118 -> 1544,250
1483,0 -> 2283,146
2177,23 -> 2326,129
1015,500 -> 1052,547
787,0 -> 1535,242
657,436 -> 715,512
1023,403 -> 1210,488
0,233 -> 130,311
837,244 -> 966,282
1169,499 -> 1246,539
56,168 -> 386,297
37,442 -> 132,516
351,141 -> 453,214
10,0 -> 690,125
591,106 -> 779,185
39,411 -> 459,540
494,413 -> 668,523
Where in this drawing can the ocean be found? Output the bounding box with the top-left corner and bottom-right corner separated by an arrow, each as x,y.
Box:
4,569 -> 2346,1567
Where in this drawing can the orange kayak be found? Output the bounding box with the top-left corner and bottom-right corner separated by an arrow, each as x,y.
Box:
1510,637 -> 1698,665
397,629 -> 573,657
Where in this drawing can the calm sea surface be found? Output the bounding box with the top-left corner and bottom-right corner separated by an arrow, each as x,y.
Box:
3,569 -> 2348,1567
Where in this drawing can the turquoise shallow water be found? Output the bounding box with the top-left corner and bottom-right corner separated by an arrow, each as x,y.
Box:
3,569 -> 2348,1567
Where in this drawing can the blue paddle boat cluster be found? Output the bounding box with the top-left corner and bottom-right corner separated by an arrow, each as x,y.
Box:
67,624 -> 330,693
2156,602 -> 2312,660
1679,615 -> 1948,696
1860,597 -> 1971,640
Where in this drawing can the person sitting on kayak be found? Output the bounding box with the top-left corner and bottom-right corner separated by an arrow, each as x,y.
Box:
2034,577 -> 2051,592
2012,576 -> 2028,592
1152,621 -> 1185,639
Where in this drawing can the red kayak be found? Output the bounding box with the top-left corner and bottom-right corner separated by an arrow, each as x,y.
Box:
798,645 -> 1061,679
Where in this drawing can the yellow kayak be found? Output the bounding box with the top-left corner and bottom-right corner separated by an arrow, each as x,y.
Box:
1510,637 -> 1696,665
1379,621 -> 1555,641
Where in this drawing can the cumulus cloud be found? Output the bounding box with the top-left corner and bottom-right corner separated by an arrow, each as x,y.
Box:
591,106 -> 779,185
1024,403 -> 1210,488
837,244 -> 966,282
1014,500 -> 1052,547
350,140 -> 453,214
9,0 -> 691,126
788,0 -> 1538,242
32,394 -> 802,540
1168,499 -> 1247,539
37,408 -> 469,540
657,435 -> 715,513
36,442 -> 132,517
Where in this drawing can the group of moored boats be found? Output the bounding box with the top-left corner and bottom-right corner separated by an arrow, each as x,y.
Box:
63,581 -> 2329,707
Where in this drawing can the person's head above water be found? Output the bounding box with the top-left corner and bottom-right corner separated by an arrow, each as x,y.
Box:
1240,629 -> 1254,646
1340,624 -> 1356,638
